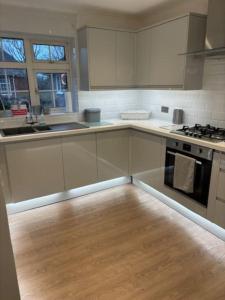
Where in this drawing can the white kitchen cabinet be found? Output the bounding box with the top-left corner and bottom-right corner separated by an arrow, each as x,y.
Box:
62,134 -> 98,190
208,152 -> 225,228
149,17 -> 188,87
97,130 -> 130,181
5,138 -> 64,202
88,28 -> 116,88
78,27 -> 136,90
116,31 -> 136,87
136,29 -> 151,86
130,130 -> 165,188
136,14 -> 206,89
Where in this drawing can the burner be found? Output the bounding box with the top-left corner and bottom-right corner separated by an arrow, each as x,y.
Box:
172,124 -> 225,143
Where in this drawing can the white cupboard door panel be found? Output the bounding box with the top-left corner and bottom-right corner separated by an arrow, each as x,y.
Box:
116,31 -> 135,86
149,17 -> 188,86
217,170 -> 225,201
215,200 -> 225,229
5,139 -> 64,202
131,130 -> 164,187
136,29 -> 151,86
97,130 -> 129,181
88,28 -> 116,87
62,134 -> 98,189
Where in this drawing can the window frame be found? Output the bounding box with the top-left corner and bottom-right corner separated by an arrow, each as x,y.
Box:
0,32 -> 73,112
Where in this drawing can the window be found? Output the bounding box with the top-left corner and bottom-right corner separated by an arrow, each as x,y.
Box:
0,35 -> 75,112
0,37 -> 25,63
36,72 -> 68,108
0,68 -> 29,104
33,44 -> 66,62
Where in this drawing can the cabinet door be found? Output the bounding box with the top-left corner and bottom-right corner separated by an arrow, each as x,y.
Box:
136,29 -> 151,86
149,17 -> 188,87
116,31 -> 135,86
88,28 -> 116,87
62,134 -> 98,190
97,130 -> 129,181
131,130 -> 164,187
5,139 -> 64,202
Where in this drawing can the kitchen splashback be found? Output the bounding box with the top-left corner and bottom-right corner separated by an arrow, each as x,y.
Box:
78,90 -> 140,120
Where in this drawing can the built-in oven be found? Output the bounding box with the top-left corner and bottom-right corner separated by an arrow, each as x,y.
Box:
164,139 -> 213,207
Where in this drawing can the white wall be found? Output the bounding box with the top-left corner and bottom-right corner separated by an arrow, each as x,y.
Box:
140,0 -> 208,27
0,4 -> 77,37
0,4 -> 139,36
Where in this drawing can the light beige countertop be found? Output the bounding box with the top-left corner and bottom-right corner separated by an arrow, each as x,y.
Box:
1,118 -> 225,153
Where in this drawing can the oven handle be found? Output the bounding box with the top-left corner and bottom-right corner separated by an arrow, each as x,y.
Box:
166,150 -> 202,165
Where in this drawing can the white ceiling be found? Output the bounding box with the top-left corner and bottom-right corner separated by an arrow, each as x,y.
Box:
0,0 -> 174,14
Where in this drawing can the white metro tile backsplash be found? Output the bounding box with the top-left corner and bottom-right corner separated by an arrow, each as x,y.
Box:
140,90 -> 225,126
78,90 -> 140,119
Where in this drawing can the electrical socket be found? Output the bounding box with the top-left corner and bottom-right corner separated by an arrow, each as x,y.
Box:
161,106 -> 169,113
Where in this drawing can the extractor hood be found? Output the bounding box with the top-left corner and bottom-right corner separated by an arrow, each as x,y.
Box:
182,0 -> 225,57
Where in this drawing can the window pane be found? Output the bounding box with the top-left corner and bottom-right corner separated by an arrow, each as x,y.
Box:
33,43 -> 66,62
50,45 -> 66,61
53,73 -> 68,90
33,44 -> 50,61
36,72 -> 68,109
39,92 -> 53,108
0,68 -> 30,109
36,73 -> 52,90
0,38 -> 25,63
54,92 -> 66,108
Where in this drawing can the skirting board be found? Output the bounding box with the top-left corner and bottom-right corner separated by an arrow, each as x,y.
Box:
133,178 -> 225,242
7,177 -> 131,215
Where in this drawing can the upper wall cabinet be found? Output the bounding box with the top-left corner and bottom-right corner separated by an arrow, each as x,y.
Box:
78,14 -> 206,91
136,14 -> 207,89
78,27 -> 136,90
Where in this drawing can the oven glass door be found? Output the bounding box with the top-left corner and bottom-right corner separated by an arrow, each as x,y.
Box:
164,148 -> 212,207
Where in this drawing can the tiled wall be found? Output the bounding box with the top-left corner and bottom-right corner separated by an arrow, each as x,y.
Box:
78,90 -> 140,119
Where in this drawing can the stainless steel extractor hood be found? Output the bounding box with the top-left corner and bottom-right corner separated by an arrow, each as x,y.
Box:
182,0 -> 225,57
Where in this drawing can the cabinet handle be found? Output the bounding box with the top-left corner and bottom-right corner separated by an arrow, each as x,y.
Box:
166,151 -> 202,165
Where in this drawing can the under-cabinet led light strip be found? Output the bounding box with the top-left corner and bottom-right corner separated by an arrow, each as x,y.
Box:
134,178 -> 225,242
7,177 -> 131,214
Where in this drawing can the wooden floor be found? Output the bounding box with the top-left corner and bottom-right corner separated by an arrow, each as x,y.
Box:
9,184 -> 225,300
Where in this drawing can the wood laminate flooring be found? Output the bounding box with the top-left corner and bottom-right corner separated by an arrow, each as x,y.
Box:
8,184 -> 225,300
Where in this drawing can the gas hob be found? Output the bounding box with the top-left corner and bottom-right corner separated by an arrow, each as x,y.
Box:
172,124 -> 225,143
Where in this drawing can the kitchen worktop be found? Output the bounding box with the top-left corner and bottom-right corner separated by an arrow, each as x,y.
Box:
1,118 -> 225,152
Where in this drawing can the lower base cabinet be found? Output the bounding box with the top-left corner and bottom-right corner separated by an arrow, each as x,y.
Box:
208,152 -> 225,228
62,134 -> 98,190
97,130 -> 130,181
131,130 -> 165,188
5,138 -> 64,202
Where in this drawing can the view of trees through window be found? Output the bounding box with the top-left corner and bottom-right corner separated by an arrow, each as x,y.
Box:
0,38 -> 25,63
0,36 -> 72,112
33,44 -> 66,62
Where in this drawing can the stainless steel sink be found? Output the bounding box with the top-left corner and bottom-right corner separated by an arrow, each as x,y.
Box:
1,126 -> 36,136
1,122 -> 89,137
